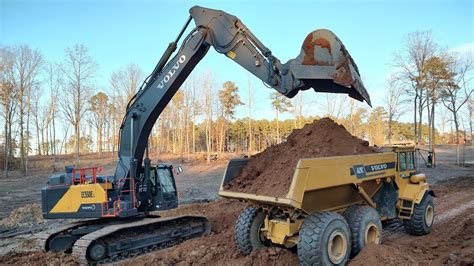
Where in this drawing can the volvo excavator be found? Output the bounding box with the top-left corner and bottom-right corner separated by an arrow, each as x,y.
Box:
40,6 -> 371,264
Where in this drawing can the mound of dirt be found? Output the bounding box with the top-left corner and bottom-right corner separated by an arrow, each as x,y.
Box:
0,204 -> 44,229
349,243 -> 416,265
225,118 -> 376,197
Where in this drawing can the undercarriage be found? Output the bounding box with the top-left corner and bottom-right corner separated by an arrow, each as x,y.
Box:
39,215 -> 210,264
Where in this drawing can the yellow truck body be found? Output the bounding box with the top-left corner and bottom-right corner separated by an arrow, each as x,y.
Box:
219,146 -> 434,263
220,147 -> 429,217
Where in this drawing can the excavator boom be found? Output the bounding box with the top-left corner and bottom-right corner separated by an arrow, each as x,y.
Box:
116,6 -> 371,184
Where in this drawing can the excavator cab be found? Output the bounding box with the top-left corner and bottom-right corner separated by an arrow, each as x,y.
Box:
148,164 -> 178,211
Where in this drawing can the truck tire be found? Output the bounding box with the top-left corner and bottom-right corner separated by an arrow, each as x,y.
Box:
298,212 -> 351,266
234,206 -> 267,255
343,205 -> 382,257
403,194 -> 434,236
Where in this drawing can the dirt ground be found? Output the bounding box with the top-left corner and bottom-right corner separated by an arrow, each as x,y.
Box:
1,175 -> 472,265
0,127 -> 472,265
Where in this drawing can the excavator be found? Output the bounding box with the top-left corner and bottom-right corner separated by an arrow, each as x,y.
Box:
40,6 -> 371,264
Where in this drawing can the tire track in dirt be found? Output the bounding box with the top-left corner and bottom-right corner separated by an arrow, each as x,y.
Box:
436,199 -> 474,224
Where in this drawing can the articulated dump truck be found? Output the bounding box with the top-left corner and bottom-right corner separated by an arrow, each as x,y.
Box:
219,146 -> 435,265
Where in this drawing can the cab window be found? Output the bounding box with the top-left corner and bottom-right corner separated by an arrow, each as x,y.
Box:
158,168 -> 176,193
406,151 -> 415,170
399,152 -> 407,171
149,169 -> 156,185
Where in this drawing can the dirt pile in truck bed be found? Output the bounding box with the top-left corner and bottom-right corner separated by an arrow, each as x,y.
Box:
224,118 -> 377,197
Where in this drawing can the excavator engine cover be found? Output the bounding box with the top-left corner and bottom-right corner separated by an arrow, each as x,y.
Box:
286,29 -> 371,106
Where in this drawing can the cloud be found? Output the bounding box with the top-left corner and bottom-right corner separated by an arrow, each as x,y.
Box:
449,42 -> 474,55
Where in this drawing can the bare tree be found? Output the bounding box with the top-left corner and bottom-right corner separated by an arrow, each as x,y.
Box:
296,94 -> 304,128
467,96 -> 473,142
0,47 -> 16,177
59,44 -> 97,165
246,75 -> 255,156
347,99 -> 357,135
395,31 -> 437,144
9,45 -> 43,175
188,75 -> 202,154
323,94 -> 346,120
110,63 -> 143,154
31,86 -> 42,155
203,72 -> 214,163
110,63 -> 143,110
441,52 -> 473,164
385,74 -> 406,144
46,63 -> 61,156
437,108 -> 450,143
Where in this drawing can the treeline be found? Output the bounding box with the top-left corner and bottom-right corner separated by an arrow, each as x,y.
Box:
390,31 -> 473,164
1,29 -> 473,176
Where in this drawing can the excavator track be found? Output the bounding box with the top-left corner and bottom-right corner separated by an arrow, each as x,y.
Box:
38,220 -> 100,252
69,215 -> 210,264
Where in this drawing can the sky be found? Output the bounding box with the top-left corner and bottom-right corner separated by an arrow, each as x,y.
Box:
1,0 -> 473,123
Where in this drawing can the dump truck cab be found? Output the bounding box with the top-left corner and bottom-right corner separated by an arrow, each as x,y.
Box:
380,145 -> 417,176
381,145 -> 434,220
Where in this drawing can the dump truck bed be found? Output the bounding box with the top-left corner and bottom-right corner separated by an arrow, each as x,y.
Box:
219,152 -> 397,214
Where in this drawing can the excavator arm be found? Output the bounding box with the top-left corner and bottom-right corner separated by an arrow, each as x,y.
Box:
115,6 -> 371,189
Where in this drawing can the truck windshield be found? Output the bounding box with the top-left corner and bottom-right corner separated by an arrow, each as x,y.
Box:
158,168 -> 176,193
399,151 -> 415,171
399,152 -> 407,171
407,152 -> 415,170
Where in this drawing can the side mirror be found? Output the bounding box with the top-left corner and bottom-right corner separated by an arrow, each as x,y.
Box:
176,165 -> 183,174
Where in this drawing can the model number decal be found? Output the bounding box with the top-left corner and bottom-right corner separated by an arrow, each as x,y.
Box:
81,191 -> 94,198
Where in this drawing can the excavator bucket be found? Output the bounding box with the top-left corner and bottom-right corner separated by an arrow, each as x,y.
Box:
287,29 -> 371,106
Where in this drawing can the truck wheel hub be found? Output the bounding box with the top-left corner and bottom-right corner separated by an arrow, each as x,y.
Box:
425,205 -> 434,226
365,222 -> 381,244
327,230 -> 347,264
